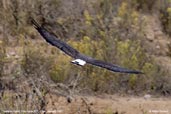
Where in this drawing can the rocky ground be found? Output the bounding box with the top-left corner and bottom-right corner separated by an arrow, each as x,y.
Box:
144,14 -> 171,72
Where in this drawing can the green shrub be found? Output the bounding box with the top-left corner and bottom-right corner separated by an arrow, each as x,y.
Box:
160,4 -> 171,36
132,0 -> 156,11
49,54 -> 71,82
0,40 -> 6,77
21,41 -> 54,77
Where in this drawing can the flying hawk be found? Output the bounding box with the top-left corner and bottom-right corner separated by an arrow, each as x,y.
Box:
31,18 -> 143,74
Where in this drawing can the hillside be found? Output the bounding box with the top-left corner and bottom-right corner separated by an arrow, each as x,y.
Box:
0,0 -> 171,113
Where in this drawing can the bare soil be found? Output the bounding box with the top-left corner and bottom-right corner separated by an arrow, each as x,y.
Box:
45,94 -> 171,114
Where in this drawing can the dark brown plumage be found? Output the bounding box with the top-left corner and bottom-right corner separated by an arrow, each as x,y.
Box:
31,18 -> 143,74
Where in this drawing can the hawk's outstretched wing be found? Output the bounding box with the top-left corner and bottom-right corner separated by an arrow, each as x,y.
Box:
85,57 -> 142,74
31,19 -> 79,58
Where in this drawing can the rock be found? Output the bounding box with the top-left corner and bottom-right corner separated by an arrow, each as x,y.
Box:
146,32 -> 154,42
156,45 -> 160,49
144,94 -> 151,100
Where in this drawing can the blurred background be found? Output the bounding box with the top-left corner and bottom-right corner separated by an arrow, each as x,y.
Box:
0,0 -> 171,113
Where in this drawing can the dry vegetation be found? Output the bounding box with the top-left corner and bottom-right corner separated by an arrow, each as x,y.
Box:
0,0 -> 171,113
